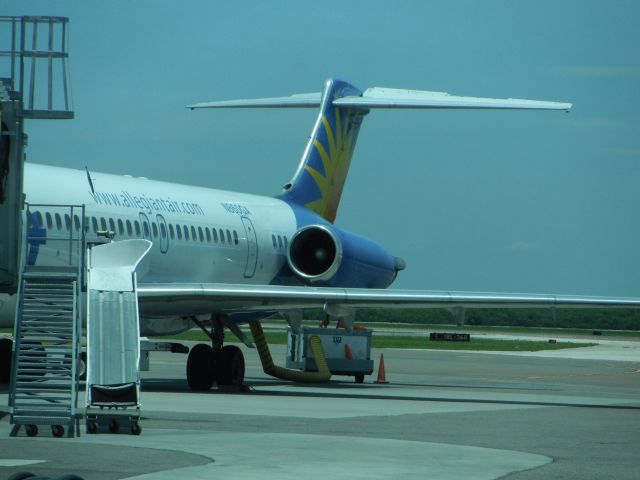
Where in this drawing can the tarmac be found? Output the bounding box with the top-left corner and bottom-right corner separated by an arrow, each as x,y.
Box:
0,335 -> 638,480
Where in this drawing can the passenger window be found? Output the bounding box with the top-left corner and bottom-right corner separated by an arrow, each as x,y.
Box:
226,230 -> 232,244
64,214 -> 71,231
152,223 -> 158,239
205,228 -> 211,243
143,222 -> 150,238
191,226 -> 197,242
219,229 -> 225,244
176,225 -> 183,240
233,230 -> 239,245
74,215 -> 81,231
198,227 -> 204,242
184,225 -> 190,240
36,211 -> 43,227
272,235 -> 277,248
169,224 -> 175,240
45,212 -> 53,229
126,220 -> 133,236
212,228 -> 218,243
100,217 -> 107,231
277,236 -> 283,249
92,217 -> 99,233
55,213 -> 62,230
283,236 -> 288,248
134,221 -> 141,237
109,218 -> 116,233
117,219 -> 124,235
160,223 -> 167,239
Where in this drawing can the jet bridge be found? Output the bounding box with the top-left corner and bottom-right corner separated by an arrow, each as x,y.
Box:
0,16 -> 74,295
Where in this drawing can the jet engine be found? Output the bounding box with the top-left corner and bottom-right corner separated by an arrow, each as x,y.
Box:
287,224 -> 402,288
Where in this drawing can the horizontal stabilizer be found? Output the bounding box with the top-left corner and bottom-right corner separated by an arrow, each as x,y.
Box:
187,92 -> 321,109
337,87 -> 572,111
188,85 -> 572,112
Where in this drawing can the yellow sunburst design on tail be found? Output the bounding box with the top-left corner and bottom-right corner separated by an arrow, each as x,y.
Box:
303,108 -> 359,223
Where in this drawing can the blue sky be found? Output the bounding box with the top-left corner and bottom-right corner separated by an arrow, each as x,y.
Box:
4,1 -> 639,296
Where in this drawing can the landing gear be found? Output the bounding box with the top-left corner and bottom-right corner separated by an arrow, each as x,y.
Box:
186,344 -> 215,390
216,345 -> 245,386
186,314 -> 246,391
0,337 -> 11,384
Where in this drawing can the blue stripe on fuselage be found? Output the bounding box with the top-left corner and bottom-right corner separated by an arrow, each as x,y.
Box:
26,211 -> 46,266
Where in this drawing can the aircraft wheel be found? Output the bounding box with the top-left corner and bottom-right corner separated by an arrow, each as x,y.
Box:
355,374 -> 365,384
186,344 -> 215,391
51,425 -> 65,438
216,345 -> 245,386
25,424 -> 38,437
0,337 -> 12,384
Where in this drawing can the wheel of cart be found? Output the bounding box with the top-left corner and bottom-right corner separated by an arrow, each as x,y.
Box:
86,382 -> 141,435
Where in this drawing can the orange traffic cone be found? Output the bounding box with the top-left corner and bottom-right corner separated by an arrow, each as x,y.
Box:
374,353 -> 388,384
344,344 -> 353,360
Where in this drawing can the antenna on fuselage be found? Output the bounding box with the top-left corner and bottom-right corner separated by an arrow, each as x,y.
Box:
85,166 -> 95,194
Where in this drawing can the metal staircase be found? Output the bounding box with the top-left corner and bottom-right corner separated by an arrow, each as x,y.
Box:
9,204 -> 85,437
10,272 -> 81,437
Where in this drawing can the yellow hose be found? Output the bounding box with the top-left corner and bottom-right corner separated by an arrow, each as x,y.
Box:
249,320 -> 331,383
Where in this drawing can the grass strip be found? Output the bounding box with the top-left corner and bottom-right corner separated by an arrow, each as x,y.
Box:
155,330 -> 595,351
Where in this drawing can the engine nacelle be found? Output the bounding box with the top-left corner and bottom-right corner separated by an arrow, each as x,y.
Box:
287,224 -> 399,288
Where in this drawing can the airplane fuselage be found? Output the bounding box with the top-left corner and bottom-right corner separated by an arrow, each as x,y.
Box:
0,162 -> 306,333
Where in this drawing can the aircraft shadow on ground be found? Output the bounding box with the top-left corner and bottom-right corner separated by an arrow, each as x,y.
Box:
138,378 -> 640,411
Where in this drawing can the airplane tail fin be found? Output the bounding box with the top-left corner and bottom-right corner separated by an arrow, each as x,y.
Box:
278,79 -> 367,223
188,79 -> 571,223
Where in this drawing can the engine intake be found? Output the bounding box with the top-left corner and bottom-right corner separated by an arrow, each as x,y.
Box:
287,224 -> 398,288
288,225 -> 341,282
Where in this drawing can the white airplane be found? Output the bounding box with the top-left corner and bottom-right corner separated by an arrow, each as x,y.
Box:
1,78 -> 639,388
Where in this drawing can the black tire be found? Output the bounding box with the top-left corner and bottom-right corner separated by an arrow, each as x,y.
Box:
131,421 -> 142,436
186,344 -> 215,391
25,424 -> 38,437
51,425 -> 65,438
78,351 -> 87,381
355,374 -> 365,384
216,345 -> 245,386
8,472 -> 36,480
108,418 -> 119,434
56,474 -> 85,480
86,420 -> 98,434
0,337 -> 12,384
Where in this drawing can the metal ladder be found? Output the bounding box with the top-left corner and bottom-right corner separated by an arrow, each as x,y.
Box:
9,204 -> 86,437
9,271 -> 81,437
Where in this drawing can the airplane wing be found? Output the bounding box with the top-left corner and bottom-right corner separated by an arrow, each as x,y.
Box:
136,283 -> 640,316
